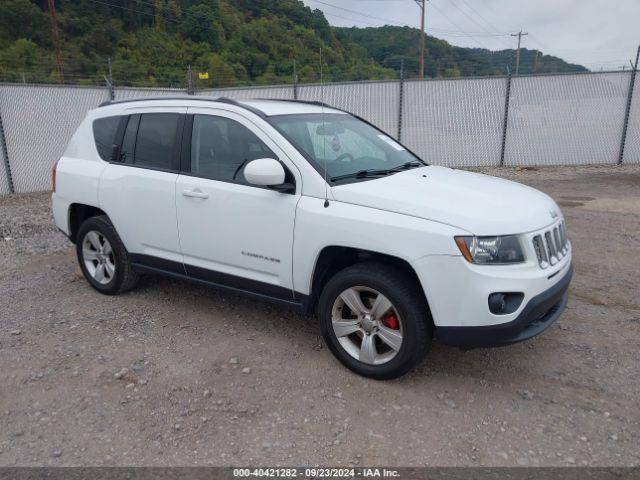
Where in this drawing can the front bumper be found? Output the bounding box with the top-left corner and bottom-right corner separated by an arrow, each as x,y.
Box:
436,264 -> 572,348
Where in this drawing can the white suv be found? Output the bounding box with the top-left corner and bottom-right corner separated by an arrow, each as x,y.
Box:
52,97 -> 572,379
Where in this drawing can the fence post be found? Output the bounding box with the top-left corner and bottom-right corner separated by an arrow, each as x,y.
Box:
397,59 -> 404,141
618,45 -> 640,165
106,57 -> 115,101
0,106 -> 14,194
187,65 -> 194,95
293,60 -> 298,100
499,70 -> 513,166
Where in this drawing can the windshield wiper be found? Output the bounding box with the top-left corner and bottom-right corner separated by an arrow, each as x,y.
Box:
387,160 -> 424,172
330,161 -> 424,182
330,169 -> 391,182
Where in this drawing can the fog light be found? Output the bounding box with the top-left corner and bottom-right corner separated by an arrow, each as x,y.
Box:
488,292 -> 524,315
488,293 -> 506,314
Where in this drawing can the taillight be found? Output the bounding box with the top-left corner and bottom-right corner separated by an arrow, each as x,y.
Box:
52,158 -> 61,192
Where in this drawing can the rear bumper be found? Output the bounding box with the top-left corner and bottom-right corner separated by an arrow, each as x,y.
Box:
51,192 -> 71,236
436,264 -> 572,348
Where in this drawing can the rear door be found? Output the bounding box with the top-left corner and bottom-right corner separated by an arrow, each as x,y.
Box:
99,107 -> 186,272
175,107 -> 301,300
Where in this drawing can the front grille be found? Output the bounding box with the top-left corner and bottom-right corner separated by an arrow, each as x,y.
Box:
532,220 -> 569,269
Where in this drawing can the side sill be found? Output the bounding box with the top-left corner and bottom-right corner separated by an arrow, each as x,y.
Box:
130,262 -> 308,313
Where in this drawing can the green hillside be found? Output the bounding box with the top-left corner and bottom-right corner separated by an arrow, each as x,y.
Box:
336,26 -> 588,77
0,0 -> 586,87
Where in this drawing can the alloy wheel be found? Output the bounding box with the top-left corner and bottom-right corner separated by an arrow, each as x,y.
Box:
82,231 -> 116,285
331,286 -> 403,365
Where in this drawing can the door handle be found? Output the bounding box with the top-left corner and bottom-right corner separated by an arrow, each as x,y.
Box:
182,189 -> 209,199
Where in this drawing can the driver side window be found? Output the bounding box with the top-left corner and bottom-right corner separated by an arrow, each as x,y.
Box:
190,115 -> 276,184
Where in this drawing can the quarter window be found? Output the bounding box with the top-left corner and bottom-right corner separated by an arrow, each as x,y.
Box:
190,115 -> 276,184
92,116 -> 122,161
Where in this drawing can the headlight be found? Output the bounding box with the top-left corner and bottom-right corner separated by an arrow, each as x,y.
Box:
454,235 -> 525,264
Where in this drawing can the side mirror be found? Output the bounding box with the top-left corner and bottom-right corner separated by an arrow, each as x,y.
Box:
244,158 -> 286,187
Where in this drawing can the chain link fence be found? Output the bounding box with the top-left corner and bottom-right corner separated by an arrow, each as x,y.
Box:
402,77 -> 506,166
0,141 -> 9,196
1,69 -> 639,194
504,72 -> 631,166
623,72 -> 640,164
299,81 -> 400,136
198,85 -> 295,100
0,84 -> 109,193
114,87 -> 183,101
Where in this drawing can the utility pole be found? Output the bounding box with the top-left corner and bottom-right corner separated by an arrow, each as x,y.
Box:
47,0 -> 64,84
511,30 -> 528,75
414,0 -> 426,78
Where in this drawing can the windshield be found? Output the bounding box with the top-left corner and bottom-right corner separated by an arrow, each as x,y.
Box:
268,113 -> 425,183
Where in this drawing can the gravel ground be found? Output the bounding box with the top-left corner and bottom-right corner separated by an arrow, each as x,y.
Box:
0,164 -> 639,467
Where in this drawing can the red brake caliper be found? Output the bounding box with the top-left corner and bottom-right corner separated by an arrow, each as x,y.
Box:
381,311 -> 399,330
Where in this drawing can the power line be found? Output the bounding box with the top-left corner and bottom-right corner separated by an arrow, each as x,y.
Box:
308,0 -> 511,37
440,0 -> 511,49
457,0 -> 503,33
84,0 -> 179,22
307,0 -> 407,26
321,11 -> 380,27
426,0 -> 498,50
453,0 -> 512,49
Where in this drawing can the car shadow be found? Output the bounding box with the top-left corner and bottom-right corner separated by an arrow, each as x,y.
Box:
132,273 -> 549,388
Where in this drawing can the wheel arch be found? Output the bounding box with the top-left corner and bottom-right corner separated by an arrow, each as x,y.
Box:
68,203 -> 108,243
306,246 -> 432,324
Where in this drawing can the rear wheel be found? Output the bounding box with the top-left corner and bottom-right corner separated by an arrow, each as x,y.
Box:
76,215 -> 138,295
318,262 -> 432,380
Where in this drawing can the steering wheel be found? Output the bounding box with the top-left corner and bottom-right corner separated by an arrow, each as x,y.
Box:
335,153 -> 355,163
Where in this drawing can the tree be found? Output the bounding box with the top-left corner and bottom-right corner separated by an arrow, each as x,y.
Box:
181,4 -> 224,49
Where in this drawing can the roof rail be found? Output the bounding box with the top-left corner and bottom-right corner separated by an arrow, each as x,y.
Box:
255,98 -> 333,109
215,97 -> 266,118
97,95 -> 267,118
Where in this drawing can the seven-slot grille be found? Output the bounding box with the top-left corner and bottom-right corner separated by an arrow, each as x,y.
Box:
532,221 -> 569,269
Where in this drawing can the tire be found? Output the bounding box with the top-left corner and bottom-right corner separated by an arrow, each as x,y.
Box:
317,261 -> 432,380
76,215 -> 139,295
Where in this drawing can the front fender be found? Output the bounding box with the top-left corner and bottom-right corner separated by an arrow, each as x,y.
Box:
292,196 -> 466,295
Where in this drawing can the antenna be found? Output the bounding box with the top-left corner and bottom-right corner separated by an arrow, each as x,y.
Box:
321,47 -> 329,208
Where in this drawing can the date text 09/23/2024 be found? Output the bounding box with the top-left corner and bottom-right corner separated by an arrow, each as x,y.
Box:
233,467 -> 400,477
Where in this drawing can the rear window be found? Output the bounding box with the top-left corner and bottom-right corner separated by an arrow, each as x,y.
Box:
92,116 -> 122,161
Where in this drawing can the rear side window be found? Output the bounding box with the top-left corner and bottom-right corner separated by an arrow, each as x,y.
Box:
92,116 -> 122,161
123,113 -> 180,170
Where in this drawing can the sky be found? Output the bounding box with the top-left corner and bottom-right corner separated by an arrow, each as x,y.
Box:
301,0 -> 639,71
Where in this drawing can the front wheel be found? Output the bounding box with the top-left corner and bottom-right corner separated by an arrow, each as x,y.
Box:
318,262 -> 432,380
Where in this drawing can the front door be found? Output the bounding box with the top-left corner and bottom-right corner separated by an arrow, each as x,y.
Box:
175,108 -> 300,301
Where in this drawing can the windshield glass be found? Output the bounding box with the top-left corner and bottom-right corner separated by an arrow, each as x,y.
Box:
268,113 -> 424,183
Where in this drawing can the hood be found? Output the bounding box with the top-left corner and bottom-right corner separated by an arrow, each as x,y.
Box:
331,166 -> 559,235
